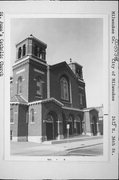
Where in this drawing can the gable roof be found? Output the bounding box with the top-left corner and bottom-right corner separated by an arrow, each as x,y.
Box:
50,61 -> 85,83
28,97 -> 64,107
10,95 -> 28,105
83,107 -> 99,112
50,61 -> 77,80
16,34 -> 47,48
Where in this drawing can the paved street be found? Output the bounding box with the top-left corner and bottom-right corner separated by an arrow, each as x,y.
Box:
67,144 -> 103,156
11,135 -> 103,156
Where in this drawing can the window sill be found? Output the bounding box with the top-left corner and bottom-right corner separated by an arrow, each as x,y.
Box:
61,100 -> 71,104
36,94 -> 42,97
30,122 -> 35,124
10,122 -> 14,124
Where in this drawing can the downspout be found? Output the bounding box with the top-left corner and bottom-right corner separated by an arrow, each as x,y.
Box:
47,65 -> 50,98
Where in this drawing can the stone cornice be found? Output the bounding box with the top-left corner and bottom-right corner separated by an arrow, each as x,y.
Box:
62,106 -> 83,112
10,102 -> 28,106
28,97 -> 63,107
13,56 -> 47,70
11,97 -> 64,107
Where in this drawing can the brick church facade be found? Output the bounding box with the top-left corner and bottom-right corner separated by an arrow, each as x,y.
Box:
10,35 -> 103,142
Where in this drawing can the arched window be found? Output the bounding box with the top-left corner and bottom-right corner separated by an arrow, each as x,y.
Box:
47,114 -> 54,122
60,77 -> 69,101
22,44 -> 26,56
30,108 -> 35,123
36,76 -> 42,96
17,76 -> 22,94
18,47 -> 22,59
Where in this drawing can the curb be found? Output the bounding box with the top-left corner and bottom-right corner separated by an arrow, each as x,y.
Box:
44,135 -> 103,145
65,142 -> 103,152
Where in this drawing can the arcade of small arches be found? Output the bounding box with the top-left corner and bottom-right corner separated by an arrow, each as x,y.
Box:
17,43 -> 46,60
42,111 -> 98,141
10,105 -> 100,142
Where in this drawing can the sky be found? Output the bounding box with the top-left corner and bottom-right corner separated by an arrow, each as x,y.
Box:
10,18 -> 103,107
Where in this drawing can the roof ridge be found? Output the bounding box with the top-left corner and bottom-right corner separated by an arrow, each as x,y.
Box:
50,61 -> 85,83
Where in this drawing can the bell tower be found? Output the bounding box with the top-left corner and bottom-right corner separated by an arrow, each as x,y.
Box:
68,60 -> 86,108
68,60 -> 83,81
16,34 -> 47,63
12,35 -> 47,102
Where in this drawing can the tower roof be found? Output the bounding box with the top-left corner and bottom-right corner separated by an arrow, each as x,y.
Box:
68,61 -> 83,68
16,34 -> 47,48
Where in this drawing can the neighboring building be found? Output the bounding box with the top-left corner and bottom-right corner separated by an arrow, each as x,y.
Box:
10,35 -> 103,142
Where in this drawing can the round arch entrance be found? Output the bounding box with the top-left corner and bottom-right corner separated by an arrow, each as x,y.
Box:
68,115 -> 74,136
75,116 -> 82,135
46,112 -> 58,140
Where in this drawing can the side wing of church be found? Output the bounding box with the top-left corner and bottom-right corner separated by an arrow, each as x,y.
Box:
10,35 -> 103,142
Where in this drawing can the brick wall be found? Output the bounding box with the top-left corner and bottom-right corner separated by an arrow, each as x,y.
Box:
10,104 -> 19,138
28,60 -> 47,102
28,103 -> 42,136
18,104 -> 28,141
12,62 -> 29,101
50,63 -> 86,109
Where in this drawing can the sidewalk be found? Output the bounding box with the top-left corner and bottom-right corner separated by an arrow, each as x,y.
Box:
11,135 -> 103,156
29,135 -> 103,151
43,134 -> 102,144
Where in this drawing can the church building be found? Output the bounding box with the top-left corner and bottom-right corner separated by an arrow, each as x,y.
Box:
10,35 -> 102,142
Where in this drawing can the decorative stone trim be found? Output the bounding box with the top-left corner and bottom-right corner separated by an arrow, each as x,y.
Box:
30,56 -> 47,66
78,86 -> 84,89
83,108 -> 98,112
10,102 -> 28,105
29,100 -> 41,105
20,96 -> 28,103
78,78 -> 85,83
13,58 -> 29,68
41,97 -> 63,107
34,68 -> 45,74
62,106 -> 82,112
29,97 -> 63,107
16,68 -> 25,74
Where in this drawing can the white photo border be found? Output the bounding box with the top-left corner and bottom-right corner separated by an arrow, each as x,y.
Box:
0,1 -> 118,179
